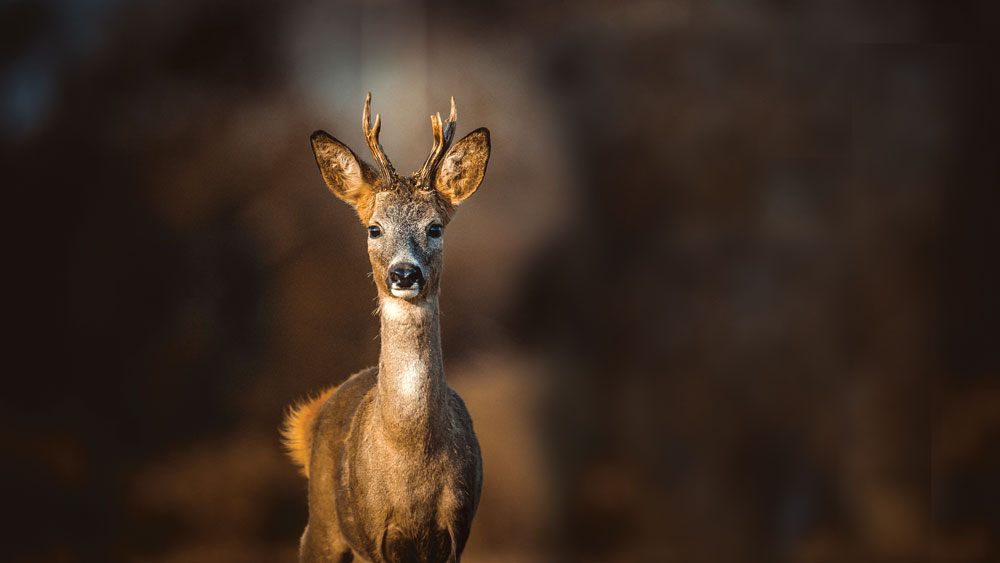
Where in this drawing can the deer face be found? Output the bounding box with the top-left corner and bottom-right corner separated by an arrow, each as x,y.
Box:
366,188 -> 447,299
310,94 -> 490,302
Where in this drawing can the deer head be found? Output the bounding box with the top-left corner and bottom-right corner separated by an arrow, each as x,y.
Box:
310,93 -> 491,301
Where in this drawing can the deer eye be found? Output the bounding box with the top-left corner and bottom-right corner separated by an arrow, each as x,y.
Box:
368,225 -> 382,238
427,224 -> 443,238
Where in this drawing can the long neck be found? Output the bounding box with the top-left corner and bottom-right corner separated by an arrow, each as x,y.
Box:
376,295 -> 447,446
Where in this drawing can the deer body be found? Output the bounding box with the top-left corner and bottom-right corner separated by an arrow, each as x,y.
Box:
284,94 -> 489,562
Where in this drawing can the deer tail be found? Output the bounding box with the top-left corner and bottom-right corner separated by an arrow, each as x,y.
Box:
281,385 -> 338,478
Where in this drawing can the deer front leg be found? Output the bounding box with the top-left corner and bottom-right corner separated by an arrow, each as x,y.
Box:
300,522 -> 354,563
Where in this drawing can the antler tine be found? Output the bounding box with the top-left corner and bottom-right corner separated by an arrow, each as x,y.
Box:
362,92 -> 395,182
442,95 -> 457,149
447,96 -> 456,132
417,96 -> 458,188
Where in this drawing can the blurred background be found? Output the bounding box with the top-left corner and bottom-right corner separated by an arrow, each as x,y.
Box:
2,0 -> 996,561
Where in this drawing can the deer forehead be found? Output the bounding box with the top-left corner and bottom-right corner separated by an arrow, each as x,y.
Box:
370,189 -> 449,228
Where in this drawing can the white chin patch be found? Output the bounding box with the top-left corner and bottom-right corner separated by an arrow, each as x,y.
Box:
390,287 -> 420,299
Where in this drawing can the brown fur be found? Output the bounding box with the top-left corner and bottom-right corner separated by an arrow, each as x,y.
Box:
282,384 -> 339,478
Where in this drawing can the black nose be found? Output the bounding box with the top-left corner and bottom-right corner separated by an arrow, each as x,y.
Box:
388,263 -> 424,289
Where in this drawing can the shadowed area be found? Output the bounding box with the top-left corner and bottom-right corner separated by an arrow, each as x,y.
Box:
2,0 -> 995,561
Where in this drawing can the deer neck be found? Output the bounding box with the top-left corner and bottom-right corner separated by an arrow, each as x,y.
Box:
376,294 -> 447,446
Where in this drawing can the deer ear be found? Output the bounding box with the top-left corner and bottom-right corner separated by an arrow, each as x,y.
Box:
311,130 -> 379,206
434,128 -> 490,206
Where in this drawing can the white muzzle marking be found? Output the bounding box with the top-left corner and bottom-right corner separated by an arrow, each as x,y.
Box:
390,287 -> 420,299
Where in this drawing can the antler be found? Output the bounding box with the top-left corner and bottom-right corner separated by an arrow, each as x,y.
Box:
362,92 -> 396,183
416,96 -> 457,188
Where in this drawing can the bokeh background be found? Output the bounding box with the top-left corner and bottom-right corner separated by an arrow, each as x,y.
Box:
3,0 -> 996,561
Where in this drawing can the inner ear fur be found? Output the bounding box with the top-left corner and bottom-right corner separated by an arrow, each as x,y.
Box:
311,130 -> 379,208
434,128 -> 490,206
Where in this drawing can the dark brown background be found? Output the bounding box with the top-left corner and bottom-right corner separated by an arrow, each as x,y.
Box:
3,1 -> 995,561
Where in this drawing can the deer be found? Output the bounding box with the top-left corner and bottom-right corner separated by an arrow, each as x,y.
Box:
282,93 -> 489,563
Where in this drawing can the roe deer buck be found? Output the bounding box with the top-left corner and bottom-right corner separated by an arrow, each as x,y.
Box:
283,93 -> 489,562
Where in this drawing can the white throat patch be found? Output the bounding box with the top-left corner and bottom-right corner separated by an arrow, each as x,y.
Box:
380,297 -> 433,401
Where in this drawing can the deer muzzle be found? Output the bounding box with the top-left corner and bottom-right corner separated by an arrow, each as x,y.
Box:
387,262 -> 425,299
